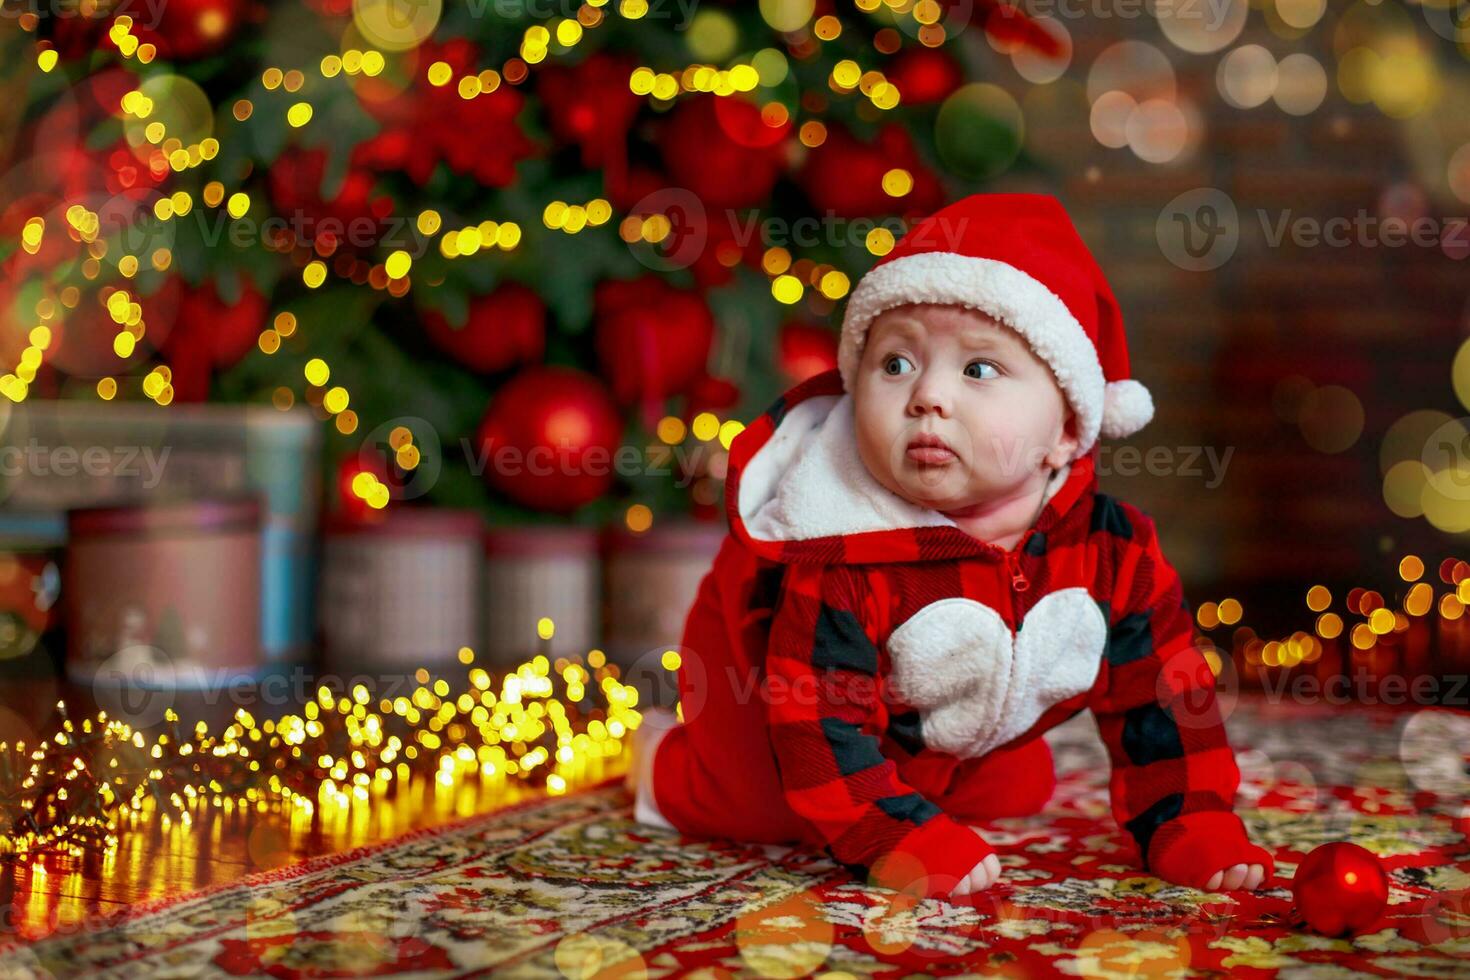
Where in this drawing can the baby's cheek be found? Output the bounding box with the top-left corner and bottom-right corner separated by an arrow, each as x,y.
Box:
966,415 -> 1052,470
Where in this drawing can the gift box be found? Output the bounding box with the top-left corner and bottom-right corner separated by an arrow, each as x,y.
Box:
600,519 -> 725,703
482,524 -> 599,668
0,511 -> 64,675
0,402 -> 320,664
64,496 -> 262,688
318,508 -> 483,675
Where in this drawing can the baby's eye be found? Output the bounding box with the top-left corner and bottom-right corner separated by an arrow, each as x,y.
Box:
883,354 -> 914,376
965,360 -> 1000,380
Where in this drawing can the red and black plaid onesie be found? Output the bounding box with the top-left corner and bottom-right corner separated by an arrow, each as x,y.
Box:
647,368 -> 1274,898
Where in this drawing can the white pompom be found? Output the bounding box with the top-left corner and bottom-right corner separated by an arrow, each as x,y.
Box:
1099,379 -> 1154,439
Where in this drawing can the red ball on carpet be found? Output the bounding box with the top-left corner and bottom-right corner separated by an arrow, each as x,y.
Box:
475,366 -> 624,513
1292,842 -> 1389,936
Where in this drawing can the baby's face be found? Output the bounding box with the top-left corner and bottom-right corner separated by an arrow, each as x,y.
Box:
852,303 -> 1079,513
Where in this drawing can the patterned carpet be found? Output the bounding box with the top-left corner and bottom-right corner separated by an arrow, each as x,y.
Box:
7,697 -> 1470,978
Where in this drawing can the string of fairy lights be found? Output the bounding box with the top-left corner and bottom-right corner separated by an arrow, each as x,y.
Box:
0,639 -> 645,861
9,0 -> 927,427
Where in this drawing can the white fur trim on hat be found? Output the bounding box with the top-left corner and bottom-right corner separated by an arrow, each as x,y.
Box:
1100,379 -> 1154,439
839,253 -> 1130,459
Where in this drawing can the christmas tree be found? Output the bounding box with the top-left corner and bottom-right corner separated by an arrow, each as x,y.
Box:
1,0 -> 1055,528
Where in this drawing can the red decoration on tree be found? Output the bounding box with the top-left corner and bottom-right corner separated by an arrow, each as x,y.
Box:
1292,842 -> 1390,937
594,276 -> 715,421
537,53 -> 642,173
934,0 -> 1065,57
886,48 -> 963,106
661,94 -> 790,210
604,165 -> 670,213
336,451 -> 391,522
43,275 -> 183,380
980,1 -> 1065,56
687,209 -> 767,289
162,277 -> 269,402
619,188 -> 766,289
475,366 -> 624,513
268,148 -> 394,251
778,321 -> 839,384
9,71 -> 169,202
420,282 -> 546,375
797,123 -> 945,219
684,373 -> 741,421
128,0 -> 252,61
353,39 -> 538,188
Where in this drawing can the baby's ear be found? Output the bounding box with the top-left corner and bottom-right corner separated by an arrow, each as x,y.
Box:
1048,409 -> 1080,468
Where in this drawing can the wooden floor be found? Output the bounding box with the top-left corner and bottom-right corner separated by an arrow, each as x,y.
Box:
0,674 -> 629,944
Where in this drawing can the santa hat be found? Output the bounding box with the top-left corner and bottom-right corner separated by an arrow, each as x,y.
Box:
837,193 -> 1153,461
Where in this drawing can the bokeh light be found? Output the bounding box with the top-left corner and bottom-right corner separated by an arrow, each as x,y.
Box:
1011,18 -> 1071,85
1272,53 -> 1328,115
1218,45 -> 1278,110
1296,384 -> 1364,453
1157,0 -> 1248,54
934,83 -> 1024,179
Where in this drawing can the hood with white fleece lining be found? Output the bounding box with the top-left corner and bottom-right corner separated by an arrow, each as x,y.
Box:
723,368 -> 1098,566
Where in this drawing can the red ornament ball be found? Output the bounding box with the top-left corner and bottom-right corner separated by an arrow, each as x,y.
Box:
660,94 -> 790,209
778,322 -> 839,385
421,283 -> 546,375
476,367 -> 624,513
594,276 -> 715,407
1292,842 -> 1389,936
336,452 -> 391,522
163,276 -> 269,402
885,48 -> 963,106
130,0 -> 250,61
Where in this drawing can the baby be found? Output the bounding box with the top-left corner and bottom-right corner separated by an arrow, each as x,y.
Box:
627,193 -> 1274,900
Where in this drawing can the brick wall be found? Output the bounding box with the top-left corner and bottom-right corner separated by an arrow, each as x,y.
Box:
976,12 -> 1467,632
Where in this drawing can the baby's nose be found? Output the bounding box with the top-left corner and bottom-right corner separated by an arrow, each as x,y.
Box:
908,382 -> 953,416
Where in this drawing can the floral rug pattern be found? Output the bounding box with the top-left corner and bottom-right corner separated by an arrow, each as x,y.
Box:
7,698 -> 1470,978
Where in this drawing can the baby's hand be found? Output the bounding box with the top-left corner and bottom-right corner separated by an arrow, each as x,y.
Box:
1201,863 -> 1268,892
950,828 -> 1002,897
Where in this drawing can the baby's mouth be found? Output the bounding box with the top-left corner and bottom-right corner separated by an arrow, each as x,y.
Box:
906,434 -> 957,465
